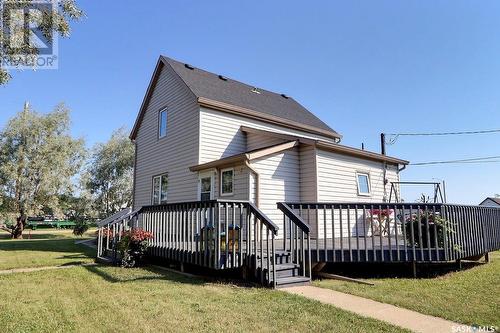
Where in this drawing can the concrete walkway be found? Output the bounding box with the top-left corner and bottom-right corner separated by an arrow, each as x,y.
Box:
0,262 -> 97,275
75,238 -> 97,249
282,285 -> 468,333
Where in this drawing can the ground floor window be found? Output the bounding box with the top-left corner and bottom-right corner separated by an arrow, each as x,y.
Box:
152,173 -> 168,204
220,168 -> 234,196
356,172 -> 371,196
199,172 -> 213,201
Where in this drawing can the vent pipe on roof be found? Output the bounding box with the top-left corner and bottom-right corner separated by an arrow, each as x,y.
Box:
218,75 -> 228,81
380,133 -> 386,155
184,64 -> 194,70
280,93 -> 289,99
251,87 -> 261,94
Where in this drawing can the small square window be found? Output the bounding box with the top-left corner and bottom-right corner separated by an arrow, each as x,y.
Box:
357,173 -> 371,196
221,168 -> 234,196
159,109 -> 167,138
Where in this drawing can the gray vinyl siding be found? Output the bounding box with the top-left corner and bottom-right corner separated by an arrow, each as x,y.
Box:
133,63 -> 200,209
299,144 -> 318,202
316,149 -> 399,203
199,107 -> 336,164
212,164 -> 250,201
247,132 -> 287,151
315,149 -> 400,238
249,148 -> 301,237
298,144 -> 319,237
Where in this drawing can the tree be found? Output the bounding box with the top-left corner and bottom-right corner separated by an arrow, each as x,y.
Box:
85,128 -> 134,218
0,102 -> 85,238
0,0 -> 84,84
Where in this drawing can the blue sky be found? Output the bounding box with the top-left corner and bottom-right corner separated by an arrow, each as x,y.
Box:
1,1 -> 499,204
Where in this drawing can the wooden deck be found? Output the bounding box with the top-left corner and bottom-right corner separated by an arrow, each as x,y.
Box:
96,200 -> 500,287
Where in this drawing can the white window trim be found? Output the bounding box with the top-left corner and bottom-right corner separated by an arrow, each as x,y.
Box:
152,173 -> 168,205
198,170 -> 215,201
356,172 -> 371,197
158,109 -> 167,139
220,168 -> 234,196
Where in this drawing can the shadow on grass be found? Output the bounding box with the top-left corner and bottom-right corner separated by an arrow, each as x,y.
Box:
320,260 -> 486,279
83,264 -> 207,286
0,238 -> 95,257
0,232 -> 69,240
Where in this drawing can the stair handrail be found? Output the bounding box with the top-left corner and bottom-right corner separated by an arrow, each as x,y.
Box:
248,202 -> 279,235
277,202 -> 310,233
277,202 -> 312,280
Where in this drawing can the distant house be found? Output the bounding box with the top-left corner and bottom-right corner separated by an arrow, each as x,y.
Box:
479,197 -> 500,207
130,56 -> 408,228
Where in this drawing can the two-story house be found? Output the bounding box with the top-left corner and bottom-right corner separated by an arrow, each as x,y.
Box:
130,56 -> 408,239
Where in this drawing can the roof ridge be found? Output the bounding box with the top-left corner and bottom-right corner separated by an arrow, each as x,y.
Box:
161,55 -> 286,95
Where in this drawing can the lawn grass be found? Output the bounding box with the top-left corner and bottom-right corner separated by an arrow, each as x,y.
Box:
0,229 -> 95,270
314,251 -> 500,328
0,265 -> 408,333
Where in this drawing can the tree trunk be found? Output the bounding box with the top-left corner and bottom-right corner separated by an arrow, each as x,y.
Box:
12,213 -> 26,239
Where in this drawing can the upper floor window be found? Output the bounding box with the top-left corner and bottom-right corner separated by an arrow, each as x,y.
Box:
356,172 -> 371,196
221,168 -> 234,196
152,173 -> 168,204
159,109 -> 167,138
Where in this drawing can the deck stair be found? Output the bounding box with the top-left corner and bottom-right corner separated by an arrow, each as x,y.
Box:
257,250 -> 311,288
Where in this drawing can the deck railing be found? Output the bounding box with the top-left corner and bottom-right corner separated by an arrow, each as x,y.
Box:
96,209 -> 136,260
97,200 -> 279,286
280,202 -> 500,263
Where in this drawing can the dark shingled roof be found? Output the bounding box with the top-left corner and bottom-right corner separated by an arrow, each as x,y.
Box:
161,56 -> 339,137
482,197 -> 500,206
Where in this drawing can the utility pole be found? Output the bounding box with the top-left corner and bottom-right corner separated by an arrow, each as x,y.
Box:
380,133 -> 386,155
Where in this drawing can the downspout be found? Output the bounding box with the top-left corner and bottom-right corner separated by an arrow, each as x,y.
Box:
245,160 -> 260,207
382,161 -> 388,202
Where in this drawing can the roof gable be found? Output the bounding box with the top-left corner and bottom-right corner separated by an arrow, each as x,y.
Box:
480,197 -> 500,206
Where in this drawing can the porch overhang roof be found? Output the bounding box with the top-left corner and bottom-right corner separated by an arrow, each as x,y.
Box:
189,140 -> 299,172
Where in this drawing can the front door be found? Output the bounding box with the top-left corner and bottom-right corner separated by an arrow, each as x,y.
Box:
199,172 -> 214,201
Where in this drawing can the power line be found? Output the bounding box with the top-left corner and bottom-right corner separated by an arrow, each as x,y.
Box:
412,160 -> 500,166
410,155 -> 500,166
388,129 -> 500,136
385,129 -> 500,145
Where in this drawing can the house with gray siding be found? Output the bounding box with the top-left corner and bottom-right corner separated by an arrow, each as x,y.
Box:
130,55 -> 408,236
96,56 -> 500,287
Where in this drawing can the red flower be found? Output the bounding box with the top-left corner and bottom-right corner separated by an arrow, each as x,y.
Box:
121,228 -> 153,242
369,209 -> 393,217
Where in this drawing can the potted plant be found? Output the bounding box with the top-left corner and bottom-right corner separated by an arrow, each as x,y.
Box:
404,212 -> 452,248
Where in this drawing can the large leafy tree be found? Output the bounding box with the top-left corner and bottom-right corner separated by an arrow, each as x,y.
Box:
0,0 -> 84,84
86,128 -> 134,218
0,103 -> 85,238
